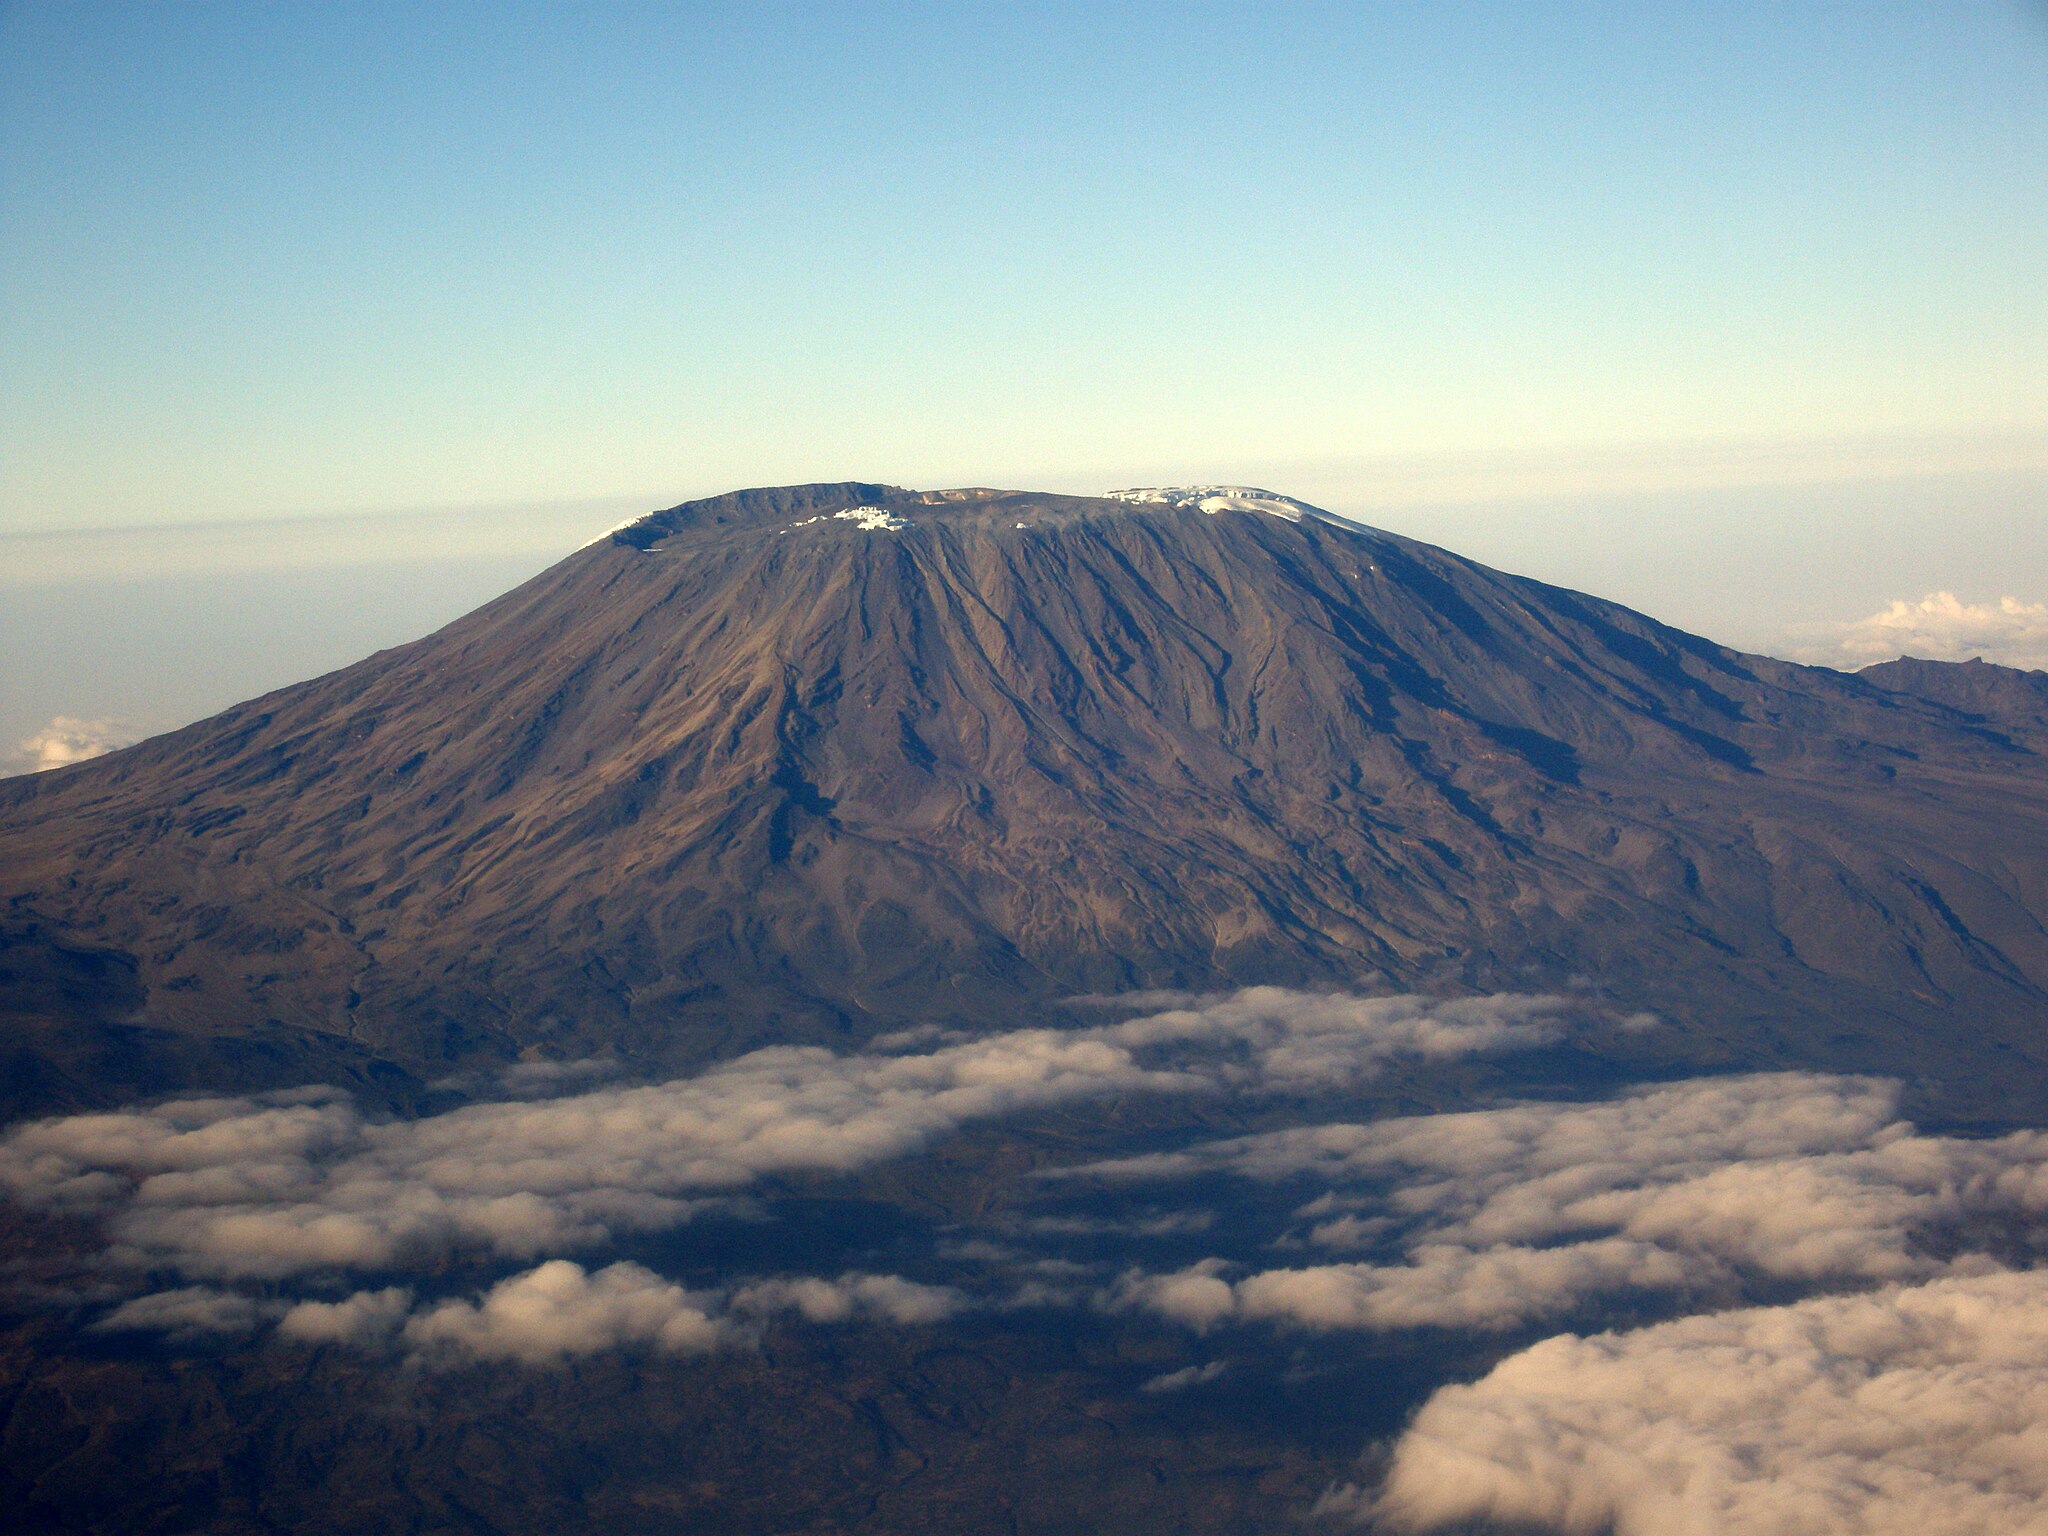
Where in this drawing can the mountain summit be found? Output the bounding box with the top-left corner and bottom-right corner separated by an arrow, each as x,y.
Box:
4,483 -> 2047,1113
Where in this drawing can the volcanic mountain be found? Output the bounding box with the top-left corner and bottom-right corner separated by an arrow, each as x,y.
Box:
4,482 -> 2047,1118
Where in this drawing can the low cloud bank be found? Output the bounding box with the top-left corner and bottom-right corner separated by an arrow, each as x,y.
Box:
277,1286 -> 413,1350
1831,591 -> 2048,670
0,990 -> 1568,1283
1141,1359 -> 1228,1393
402,1261 -> 728,1364
0,989 -> 1572,1363
4,716 -> 140,775
92,1286 -> 281,1343
1352,1269 -> 2048,1536
104,1263 -> 963,1365
48,1012 -> 2048,1519
1114,1242 -> 1695,1336
1088,989 -> 1569,1089
730,1271 -> 964,1326
1085,1073 -> 2048,1332
1078,1073 -> 2048,1531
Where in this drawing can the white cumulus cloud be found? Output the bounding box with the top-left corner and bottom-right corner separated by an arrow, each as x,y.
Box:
1092,988 -> 1570,1089
0,989 -> 1588,1371
267,1267 -> 959,1364
4,716 -> 142,775
276,1286 -> 415,1351
1357,1269 -> 2048,1536
1082,1073 -> 2048,1333
1830,591 -> 2048,670
730,1271 -> 964,1326
401,1261 -> 730,1364
1140,1359 -> 1228,1393
92,1285 -> 280,1343
0,990 -> 1571,1284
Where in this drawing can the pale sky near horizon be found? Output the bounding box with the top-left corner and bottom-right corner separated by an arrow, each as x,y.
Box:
2,1 -> 2045,767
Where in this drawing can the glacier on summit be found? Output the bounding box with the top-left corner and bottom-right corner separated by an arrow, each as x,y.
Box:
780,507 -> 912,533
1105,486 -> 1361,530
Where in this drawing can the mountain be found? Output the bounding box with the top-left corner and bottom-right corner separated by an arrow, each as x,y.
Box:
4,483 -> 2048,1120
8,483 -> 2048,1536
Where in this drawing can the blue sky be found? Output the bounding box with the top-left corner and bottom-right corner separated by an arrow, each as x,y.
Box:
1,3 -> 2045,764
2,1 -> 2043,530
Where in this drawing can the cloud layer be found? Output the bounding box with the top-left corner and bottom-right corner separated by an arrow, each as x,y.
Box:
402,1261 -> 728,1364
37,1003 -> 2048,1519
1082,1073 -> 2048,1333
92,1286 -> 281,1343
0,989 -> 1575,1366
1071,1072 -> 2048,1531
1834,591 -> 2048,669
101,1263 -> 959,1365
4,715 -> 140,775
1359,1269 -> 2048,1536
0,990 -> 1568,1284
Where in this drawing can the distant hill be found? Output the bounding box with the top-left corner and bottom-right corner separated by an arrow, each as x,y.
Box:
1861,654 -> 2048,745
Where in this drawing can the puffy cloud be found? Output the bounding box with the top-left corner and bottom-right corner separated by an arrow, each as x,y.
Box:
47,1056 -> 2048,1364
0,990 -> 1569,1283
1106,1243 -> 1691,1336
0,1046 -> 1160,1281
277,1266 -> 960,1365
276,1287 -> 414,1351
1234,1241 -> 1692,1333
1360,1269 -> 2048,1536
1108,1261 -> 1239,1333
730,1272 -> 964,1326
1091,988 -> 1570,1090
1082,1074 -> 2048,1333
1079,1072 -> 1909,1193
402,1261 -> 729,1365
1831,591 -> 2048,670
1140,1360 -> 1228,1393
4,716 -> 140,775
92,1286 -> 278,1343
0,1087 -> 363,1216
1,987 -> 1581,1367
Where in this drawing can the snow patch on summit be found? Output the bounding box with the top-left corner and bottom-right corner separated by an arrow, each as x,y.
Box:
834,507 -> 911,531
587,510 -> 656,547
777,507 -> 912,535
1106,486 -> 1352,528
